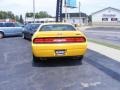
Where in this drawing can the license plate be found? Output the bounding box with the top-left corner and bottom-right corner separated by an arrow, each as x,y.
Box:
55,50 -> 66,56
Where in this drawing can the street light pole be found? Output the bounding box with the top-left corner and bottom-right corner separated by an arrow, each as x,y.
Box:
65,0 -> 68,22
79,1 -> 81,25
33,0 -> 35,23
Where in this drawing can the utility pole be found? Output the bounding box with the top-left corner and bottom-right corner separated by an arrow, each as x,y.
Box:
33,0 -> 35,23
56,0 -> 63,22
64,0 -> 68,22
79,1 -> 81,25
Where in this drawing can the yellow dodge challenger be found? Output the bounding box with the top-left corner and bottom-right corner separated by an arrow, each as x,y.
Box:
32,23 -> 87,62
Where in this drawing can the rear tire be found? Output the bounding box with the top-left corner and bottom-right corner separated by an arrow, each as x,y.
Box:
73,56 -> 84,64
22,33 -> 26,39
33,55 -> 40,63
0,32 -> 4,39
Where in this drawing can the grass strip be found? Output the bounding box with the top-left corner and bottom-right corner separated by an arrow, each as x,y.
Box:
88,38 -> 120,50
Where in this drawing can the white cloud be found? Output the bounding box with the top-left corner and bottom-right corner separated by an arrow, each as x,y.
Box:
79,0 -> 120,14
0,0 -> 120,16
0,0 -> 57,16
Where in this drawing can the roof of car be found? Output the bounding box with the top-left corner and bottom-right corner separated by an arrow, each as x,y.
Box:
0,22 -> 12,23
0,22 -> 19,24
27,23 -> 41,24
40,23 -> 73,26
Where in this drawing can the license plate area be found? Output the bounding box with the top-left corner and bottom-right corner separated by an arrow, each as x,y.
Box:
55,50 -> 66,56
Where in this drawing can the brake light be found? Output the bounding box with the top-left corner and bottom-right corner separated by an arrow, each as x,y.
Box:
33,37 -> 86,43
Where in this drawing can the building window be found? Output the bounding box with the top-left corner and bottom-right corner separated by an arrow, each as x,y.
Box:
111,18 -> 117,21
102,18 -> 108,21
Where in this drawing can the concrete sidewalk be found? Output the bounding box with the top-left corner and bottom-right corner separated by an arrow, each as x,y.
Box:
88,42 -> 120,62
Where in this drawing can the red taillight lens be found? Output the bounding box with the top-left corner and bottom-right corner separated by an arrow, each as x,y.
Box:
33,37 -> 86,43
33,38 -> 53,43
65,37 -> 86,42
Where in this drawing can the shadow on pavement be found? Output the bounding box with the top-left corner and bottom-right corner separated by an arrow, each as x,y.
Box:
32,58 -> 82,67
85,50 -> 120,82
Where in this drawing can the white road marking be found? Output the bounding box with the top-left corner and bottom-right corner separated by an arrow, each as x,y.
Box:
81,82 -> 101,87
85,31 -> 120,36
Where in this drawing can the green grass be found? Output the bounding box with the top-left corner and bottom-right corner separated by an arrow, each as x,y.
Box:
88,38 -> 120,50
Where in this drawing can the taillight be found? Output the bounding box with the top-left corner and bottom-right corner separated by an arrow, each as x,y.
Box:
65,37 -> 86,42
33,37 -> 86,43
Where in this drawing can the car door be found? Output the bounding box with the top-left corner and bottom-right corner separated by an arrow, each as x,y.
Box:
6,22 -> 22,35
14,23 -> 24,34
23,24 -> 31,39
27,27 -> 33,39
1,23 -> 16,35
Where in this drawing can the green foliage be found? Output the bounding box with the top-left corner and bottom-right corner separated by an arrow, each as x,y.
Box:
88,15 -> 92,22
26,11 -> 52,18
0,11 -> 15,19
25,13 -> 34,17
0,11 -> 22,22
19,15 -> 24,24
15,15 -> 20,21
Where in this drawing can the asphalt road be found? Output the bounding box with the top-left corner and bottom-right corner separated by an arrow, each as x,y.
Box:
0,37 -> 120,90
84,27 -> 120,45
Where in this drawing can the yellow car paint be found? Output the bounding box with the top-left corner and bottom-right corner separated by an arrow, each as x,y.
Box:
32,23 -> 87,58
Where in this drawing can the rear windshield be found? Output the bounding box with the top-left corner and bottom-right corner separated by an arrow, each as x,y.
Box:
30,24 -> 40,31
5,23 -> 15,27
0,22 -> 22,27
40,24 -> 76,31
0,23 -> 4,27
25,24 -> 40,31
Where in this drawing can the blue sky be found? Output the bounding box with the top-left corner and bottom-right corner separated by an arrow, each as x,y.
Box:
0,0 -> 120,16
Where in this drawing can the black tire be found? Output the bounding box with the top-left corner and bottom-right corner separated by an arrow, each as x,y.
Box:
0,32 -> 4,39
22,33 -> 26,39
33,55 -> 40,63
73,56 -> 84,63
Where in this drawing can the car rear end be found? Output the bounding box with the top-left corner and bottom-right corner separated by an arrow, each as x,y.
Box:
32,23 -> 87,62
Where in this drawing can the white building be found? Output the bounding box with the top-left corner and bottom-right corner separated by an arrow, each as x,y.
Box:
91,7 -> 120,26
62,13 -> 88,25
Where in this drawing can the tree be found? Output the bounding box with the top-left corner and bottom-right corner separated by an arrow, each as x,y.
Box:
19,15 -> 24,24
25,13 -> 33,17
88,15 -> 92,22
7,11 -> 15,19
0,11 -> 16,20
25,11 -> 52,18
0,11 -> 7,19
15,15 -> 20,22
0,11 -> 24,23
36,11 -> 51,18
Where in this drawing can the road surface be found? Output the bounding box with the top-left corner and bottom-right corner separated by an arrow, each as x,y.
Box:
84,27 -> 120,45
0,37 -> 120,90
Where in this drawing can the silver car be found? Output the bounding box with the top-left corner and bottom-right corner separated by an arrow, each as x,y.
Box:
0,22 -> 24,39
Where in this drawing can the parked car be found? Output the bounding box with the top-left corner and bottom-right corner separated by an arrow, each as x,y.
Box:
32,23 -> 87,63
22,23 -> 41,40
0,22 -> 24,39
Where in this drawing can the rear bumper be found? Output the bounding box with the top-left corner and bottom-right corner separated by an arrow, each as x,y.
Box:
32,43 -> 87,57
